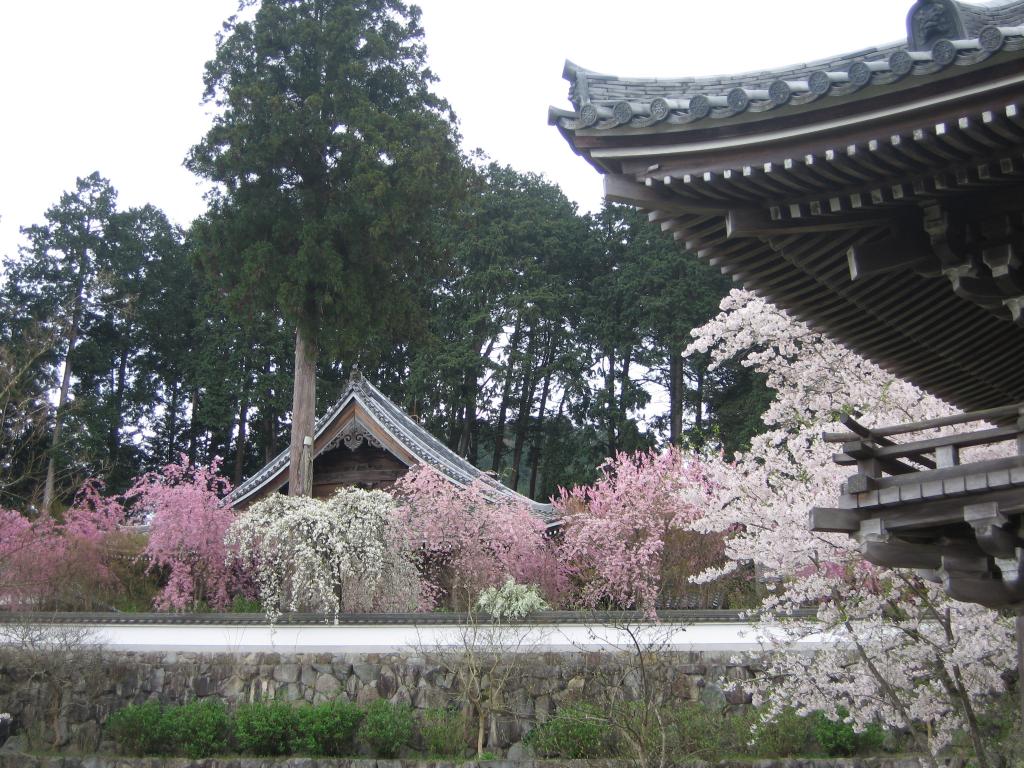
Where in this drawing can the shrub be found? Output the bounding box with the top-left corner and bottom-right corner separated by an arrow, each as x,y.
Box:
163,699 -> 231,758
357,699 -> 414,758
751,707 -> 819,757
234,701 -> 298,756
419,707 -> 468,757
810,710 -> 884,756
475,580 -> 549,620
669,703 -> 748,758
525,703 -> 615,759
105,700 -> 169,755
293,700 -> 363,756
230,595 -> 261,613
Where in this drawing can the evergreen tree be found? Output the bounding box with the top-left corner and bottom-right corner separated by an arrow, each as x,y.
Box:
3,173 -> 118,512
187,0 -> 463,497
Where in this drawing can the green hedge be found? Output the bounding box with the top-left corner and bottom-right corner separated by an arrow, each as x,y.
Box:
295,701 -> 364,756
105,698 -> 891,760
106,698 -> 404,759
525,703 -> 616,759
105,699 -> 230,758
357,699 -> 414,759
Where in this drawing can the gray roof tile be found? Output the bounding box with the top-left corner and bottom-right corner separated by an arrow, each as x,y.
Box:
226,373 -> 556,522
550,0 -> 1024,132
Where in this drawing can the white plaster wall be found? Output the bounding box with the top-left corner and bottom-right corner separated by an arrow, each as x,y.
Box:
3,621 -> 839,653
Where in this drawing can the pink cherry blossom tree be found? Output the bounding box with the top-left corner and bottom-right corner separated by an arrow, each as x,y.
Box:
49,479 -> 129,607
0,507 -> 65,608
126,456 -> 238,611
391,466 -> 566,609
0,482 -> 129,609
555,447 -> 714,616
685,289 -> 1015,764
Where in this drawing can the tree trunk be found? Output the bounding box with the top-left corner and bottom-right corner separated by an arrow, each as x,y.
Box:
262,358 -> 276,464
464,336 -> 495,464
42,271 -> 85,516
491,318 -> 522,474
457,364 -> 482,459
288,324 -> 318,497
528,357 -> 554,500
693,362 -> 705,443
187,382 -> 201,462
447,398 -> 463,450
165,381 -> 179,462
604,347 -> 617,456
669,348 -> 682,447
618,348 -> 632,432
107,344 -> 130,473
509,329 -> 541,491
263,409 -> 277,463
233,385 -> 251,487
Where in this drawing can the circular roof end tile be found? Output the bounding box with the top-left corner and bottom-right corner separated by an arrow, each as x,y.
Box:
612,100 -> 634,125
727,87 -> 750,111
931,39 -> 958,66
650,97 -> 671,122
688,94 -> 711,120
979,25 -> 1005,53
768,80 -> 792,105
808,70 -> 833,95
579,103 -> 599,128
848,61 -> 873,88
889,50 -> 915,76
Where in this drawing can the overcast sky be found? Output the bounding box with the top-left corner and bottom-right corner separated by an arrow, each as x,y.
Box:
0,1 -> 916,263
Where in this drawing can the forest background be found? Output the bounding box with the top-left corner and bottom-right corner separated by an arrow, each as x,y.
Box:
0,164 -> 769,511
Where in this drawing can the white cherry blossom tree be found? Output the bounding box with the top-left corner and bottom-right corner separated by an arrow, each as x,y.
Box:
226,488 -> 424,621
686,290 -> 1015,764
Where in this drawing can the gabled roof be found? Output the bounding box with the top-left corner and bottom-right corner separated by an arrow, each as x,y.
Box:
549,0 -> 1024,413
549,1 -> 1024,135
225,371 -> 556,522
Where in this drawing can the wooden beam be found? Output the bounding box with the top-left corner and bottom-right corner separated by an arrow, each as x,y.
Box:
876,486 -> 1024,531
726,207 -> 900,239
943,574 -> 1022,608
863,539 -> 943,569
808,507 -> 862,533
846,232 -> 935,281
605,175 -> 731,214
855,402 -> 1024,437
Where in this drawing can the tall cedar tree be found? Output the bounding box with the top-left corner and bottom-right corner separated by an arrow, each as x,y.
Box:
3,173 -> 118,513
187,0 -> 463,496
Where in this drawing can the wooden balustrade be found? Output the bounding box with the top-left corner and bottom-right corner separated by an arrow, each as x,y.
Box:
809,403 -> 1024,607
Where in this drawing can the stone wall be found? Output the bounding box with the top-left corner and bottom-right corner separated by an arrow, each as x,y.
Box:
0,648 -> 752,755
0,757 -> 932,768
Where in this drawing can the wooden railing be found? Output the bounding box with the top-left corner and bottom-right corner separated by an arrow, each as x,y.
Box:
811,403 -> 1024,607
823,403 -> 1024,496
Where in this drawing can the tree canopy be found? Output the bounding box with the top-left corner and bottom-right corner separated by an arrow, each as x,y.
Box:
187,0 -> 464,496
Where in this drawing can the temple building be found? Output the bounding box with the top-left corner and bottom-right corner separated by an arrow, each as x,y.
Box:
226,370 -> 555,523
550,0 -> 1024,607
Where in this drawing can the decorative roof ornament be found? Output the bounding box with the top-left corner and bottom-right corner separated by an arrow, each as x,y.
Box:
908,0 -> 965,50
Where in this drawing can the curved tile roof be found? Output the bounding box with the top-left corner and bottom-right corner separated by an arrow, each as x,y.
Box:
549,0 -> 1024,133
225,372 -> 556,522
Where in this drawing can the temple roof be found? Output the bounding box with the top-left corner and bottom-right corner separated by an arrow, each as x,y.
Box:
550,1 -> 1024,135
225,372 -> 556,522
550,0 -> 1024,413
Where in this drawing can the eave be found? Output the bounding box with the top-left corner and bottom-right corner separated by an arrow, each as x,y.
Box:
552,39 -> 1024,412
